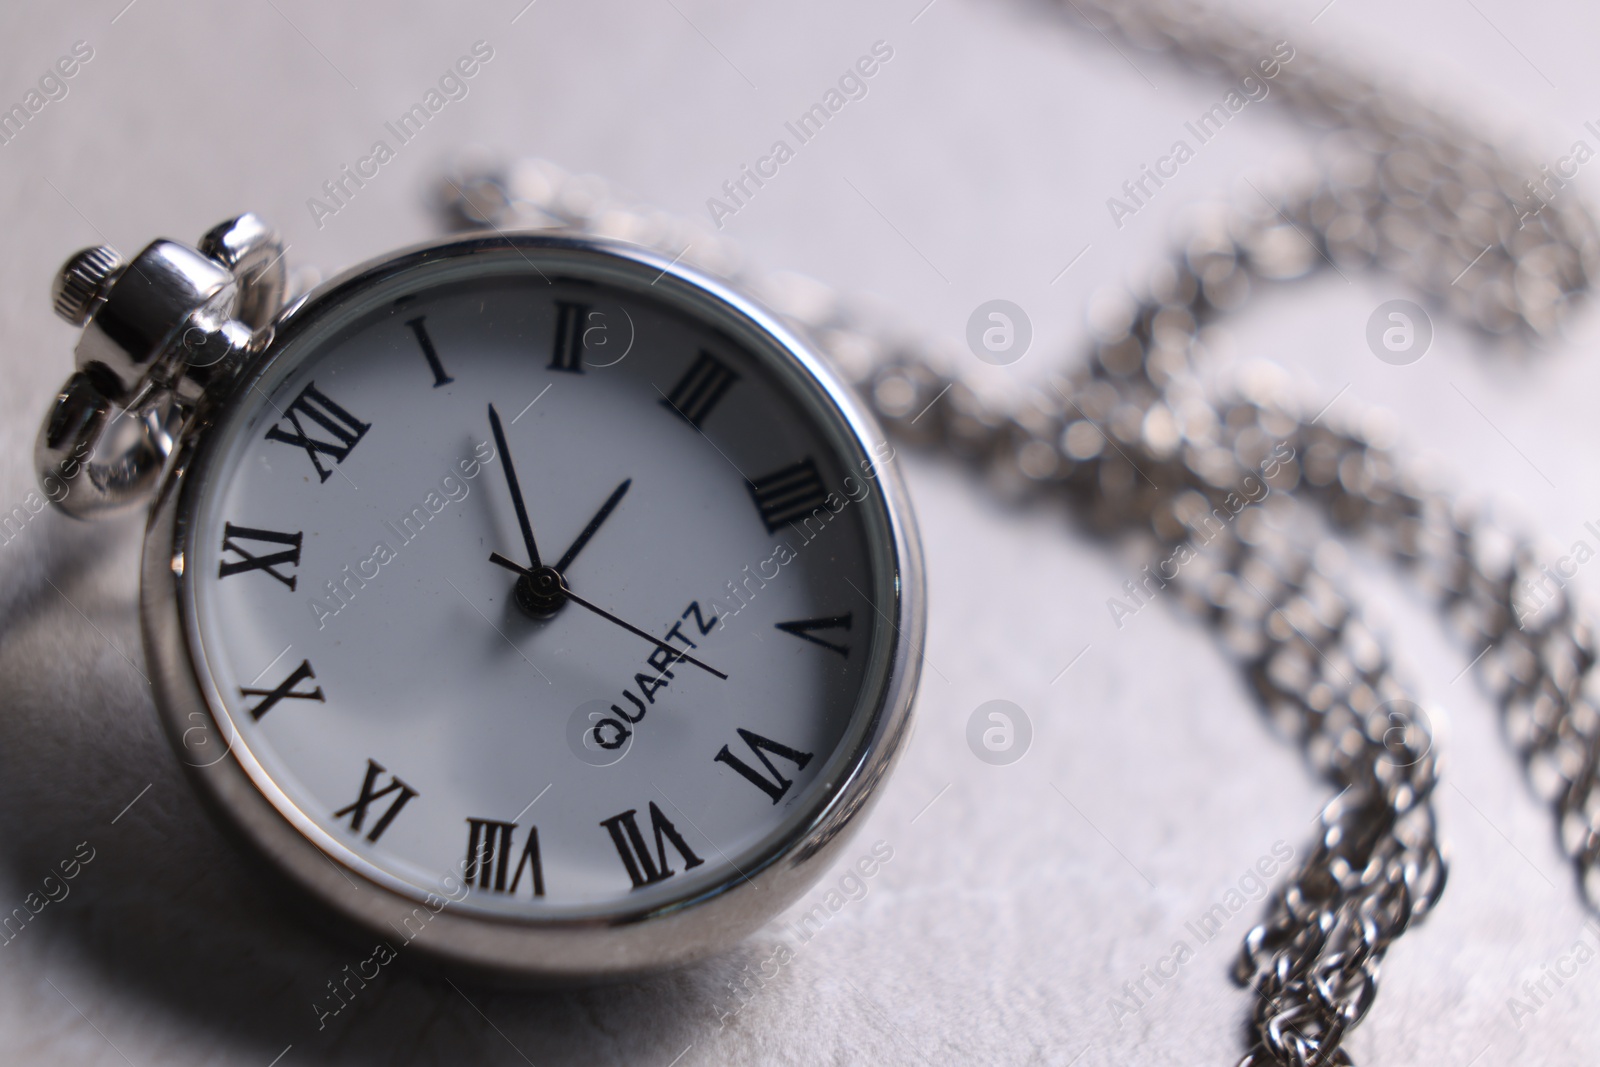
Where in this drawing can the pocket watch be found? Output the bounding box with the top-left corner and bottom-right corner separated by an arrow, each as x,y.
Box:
35,216 -> 923,981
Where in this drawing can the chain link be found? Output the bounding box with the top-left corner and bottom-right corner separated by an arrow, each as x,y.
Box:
433,5 -> 1600,1061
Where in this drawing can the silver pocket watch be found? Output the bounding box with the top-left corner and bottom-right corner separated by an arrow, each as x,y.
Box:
35,215 -> 923,981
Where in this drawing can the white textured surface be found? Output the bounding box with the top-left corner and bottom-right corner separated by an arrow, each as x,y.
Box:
1,1 -> 1599,1064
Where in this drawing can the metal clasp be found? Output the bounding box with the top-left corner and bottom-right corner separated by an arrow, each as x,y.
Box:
36,214 -> 288,520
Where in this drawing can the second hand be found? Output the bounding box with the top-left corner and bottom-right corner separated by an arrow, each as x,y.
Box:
488,552 -> 728,680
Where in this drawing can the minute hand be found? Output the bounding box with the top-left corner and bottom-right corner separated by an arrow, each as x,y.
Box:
561,586 -> 728,680
487,403 -> 543,569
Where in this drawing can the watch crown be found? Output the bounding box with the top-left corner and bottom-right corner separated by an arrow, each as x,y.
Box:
52,245 -> 124,326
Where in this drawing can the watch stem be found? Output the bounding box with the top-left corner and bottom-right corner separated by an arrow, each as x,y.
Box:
52,245 -> 124,326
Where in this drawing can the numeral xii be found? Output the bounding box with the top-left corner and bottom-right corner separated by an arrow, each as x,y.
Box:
264,381 -> 370,483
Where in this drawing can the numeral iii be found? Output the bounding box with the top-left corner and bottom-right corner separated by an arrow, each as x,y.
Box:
660,350 -> 739,429
747,457 -> 829,534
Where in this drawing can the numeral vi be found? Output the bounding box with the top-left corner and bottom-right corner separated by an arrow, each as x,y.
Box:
714,729 -> 814,804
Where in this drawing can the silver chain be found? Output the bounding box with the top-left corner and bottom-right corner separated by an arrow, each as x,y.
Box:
434,4 -> 1600,1062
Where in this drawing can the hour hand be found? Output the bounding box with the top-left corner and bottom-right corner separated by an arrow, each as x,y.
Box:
555,479 -> 631,573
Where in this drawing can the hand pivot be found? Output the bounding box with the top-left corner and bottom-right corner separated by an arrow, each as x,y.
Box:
488,552 -> 726,680
514,564 -> 567,619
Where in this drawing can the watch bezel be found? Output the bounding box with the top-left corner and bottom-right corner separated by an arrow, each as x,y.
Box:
141,229 -> 924,981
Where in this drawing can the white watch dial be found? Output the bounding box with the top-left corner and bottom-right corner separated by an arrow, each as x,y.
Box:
185,248 -> 898,919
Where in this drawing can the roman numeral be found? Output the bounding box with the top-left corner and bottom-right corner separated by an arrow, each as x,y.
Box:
264,381 -> 371,483
660,350 -> 739,428
332,759 -> 418,843
746,457 -> 831,534
239,658 -> 324,721
549,300 -> 591,373
599,802 -> 705,888
774,613 -> 853,657
714,729 -> 815,804
464,819 -> 545,897
405,316 -> 454,387
217,522 -> 303,590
